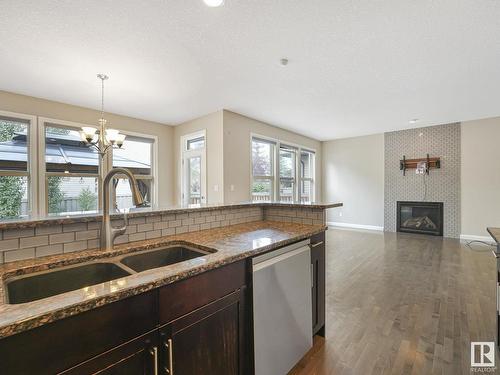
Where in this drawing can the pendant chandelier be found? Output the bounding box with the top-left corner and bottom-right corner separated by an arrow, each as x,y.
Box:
80,74 -> 125,157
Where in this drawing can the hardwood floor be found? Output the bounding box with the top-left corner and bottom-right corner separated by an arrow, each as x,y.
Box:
289,228 -> 499,375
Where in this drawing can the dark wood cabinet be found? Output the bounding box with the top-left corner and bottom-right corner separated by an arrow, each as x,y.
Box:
0,290 -> 157,375
159,288 -> 248,375
0,260 -> 248,375
61,330 -> 159,375
310,231 -> 326,336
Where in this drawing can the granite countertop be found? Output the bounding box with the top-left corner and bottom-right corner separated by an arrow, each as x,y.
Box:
0,220 -> 327,339
0,201 -> 342,230
487,227 -> 500,244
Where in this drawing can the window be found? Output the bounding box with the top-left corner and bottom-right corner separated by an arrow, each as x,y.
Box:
181,131 -> 206,205
0,112 -> 36,219
299,150 -> 315,203
112,134 -> 155,210
42,121 -> 100,215
0,113 -> 159,219
39,118 -> 157,216
278,145 -> 297,202
251,138 -> 275,201
251,134 -> 316,203
187,136 -> 205,150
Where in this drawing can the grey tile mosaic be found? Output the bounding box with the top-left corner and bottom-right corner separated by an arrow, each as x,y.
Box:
384,123 -> 461,238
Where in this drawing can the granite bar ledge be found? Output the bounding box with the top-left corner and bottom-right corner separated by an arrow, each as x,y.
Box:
0,201 -> 342,230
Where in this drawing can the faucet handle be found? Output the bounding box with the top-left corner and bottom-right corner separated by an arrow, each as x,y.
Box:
110,210 -> 128,242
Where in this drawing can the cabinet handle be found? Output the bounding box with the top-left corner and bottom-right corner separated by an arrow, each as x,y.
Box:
310,241 -> 324,248
164,338 -> 174,375
149,346 -> 158,375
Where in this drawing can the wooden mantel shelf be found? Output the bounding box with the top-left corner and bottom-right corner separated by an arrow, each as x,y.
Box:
400,154 -> 440,175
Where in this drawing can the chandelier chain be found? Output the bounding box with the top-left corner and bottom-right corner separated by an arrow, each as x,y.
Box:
81,74 -> 124,158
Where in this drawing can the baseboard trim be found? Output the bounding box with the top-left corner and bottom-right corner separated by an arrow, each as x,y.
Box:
459,234 -> 494,243
328,222 -> 384,232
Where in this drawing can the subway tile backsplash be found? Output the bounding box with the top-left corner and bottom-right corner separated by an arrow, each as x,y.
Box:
264,207 -> 326,225
0,205 -> 326,264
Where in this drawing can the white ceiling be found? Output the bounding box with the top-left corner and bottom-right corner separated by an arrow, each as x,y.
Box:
1,0 -> 499,140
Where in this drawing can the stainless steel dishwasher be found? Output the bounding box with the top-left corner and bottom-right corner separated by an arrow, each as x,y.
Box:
252,239 -> 313,375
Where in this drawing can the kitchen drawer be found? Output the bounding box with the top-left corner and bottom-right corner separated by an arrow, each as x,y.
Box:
158,260 -> 246,324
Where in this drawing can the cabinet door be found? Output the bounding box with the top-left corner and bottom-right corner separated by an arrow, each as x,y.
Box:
61,330 -> 159,375
159,288 -> 248,375
311,231 -> 326,336
0,291 -> 157,375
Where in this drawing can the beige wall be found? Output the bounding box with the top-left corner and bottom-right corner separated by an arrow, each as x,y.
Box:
174,111 -> 224,204
322,134 -> 385,228
461,117 -> 500,237
222,110 -> 322,203
0,91 -> 322,208
0,90 -> 175,206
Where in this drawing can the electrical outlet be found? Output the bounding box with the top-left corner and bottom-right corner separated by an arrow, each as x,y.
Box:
339,212 -> 343,217
214,185 -> 219,192
230,184 -> 235,192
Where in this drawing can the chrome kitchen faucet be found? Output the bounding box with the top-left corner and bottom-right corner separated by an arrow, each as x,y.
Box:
100,168 -> 146,250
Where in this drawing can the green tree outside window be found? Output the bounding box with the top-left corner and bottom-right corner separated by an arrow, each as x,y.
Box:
0,120 -> 25,219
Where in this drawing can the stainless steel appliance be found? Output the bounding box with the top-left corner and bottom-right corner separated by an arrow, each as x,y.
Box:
252,240 -> 313,375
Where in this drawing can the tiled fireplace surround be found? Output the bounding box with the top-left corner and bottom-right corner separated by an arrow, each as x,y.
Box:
0,205 -> 326,264
384,123 -> 461,238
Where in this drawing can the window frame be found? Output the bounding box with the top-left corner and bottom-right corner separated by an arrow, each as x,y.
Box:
38,117 -> 102,216
250,135 -> 276,202
111,129 -> 158,209
299,149 -> 315,203
180,130 -> 207,205
250,133 -> 316,203
278,143 -> 298,202
0,110 -> 38,218
38,117 -> 158,215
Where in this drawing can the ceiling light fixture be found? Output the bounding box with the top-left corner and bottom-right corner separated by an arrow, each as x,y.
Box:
80,74 -> 126,158
203,0 -> 224,7
409,118 -> 419,124
280,58 -> 289,66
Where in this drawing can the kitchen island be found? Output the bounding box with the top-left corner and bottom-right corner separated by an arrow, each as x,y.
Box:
0,201 -> 341,374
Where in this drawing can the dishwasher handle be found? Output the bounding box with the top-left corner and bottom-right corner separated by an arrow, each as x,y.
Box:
253,245 -> 311,272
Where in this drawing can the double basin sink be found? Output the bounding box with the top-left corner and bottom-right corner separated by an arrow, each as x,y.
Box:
4,246 -> 209,305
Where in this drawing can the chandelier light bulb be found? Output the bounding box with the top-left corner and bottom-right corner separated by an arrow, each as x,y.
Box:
105,128 -> 120,143
116,133 -> 126,148
81,127 -> 97,137
81,127 -> 98,142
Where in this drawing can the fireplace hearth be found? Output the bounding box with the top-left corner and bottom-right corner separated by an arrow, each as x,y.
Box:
397,201 -> 443,236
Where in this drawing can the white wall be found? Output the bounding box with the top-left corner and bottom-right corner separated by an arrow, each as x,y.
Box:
461,117 -> 500,238
222,110 -> 322,203
0,90 -> 175,206
174,111 -> 224,204
322,134 -> 384,229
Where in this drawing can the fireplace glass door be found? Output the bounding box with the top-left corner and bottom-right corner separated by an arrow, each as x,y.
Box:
397,201 -> 443,236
